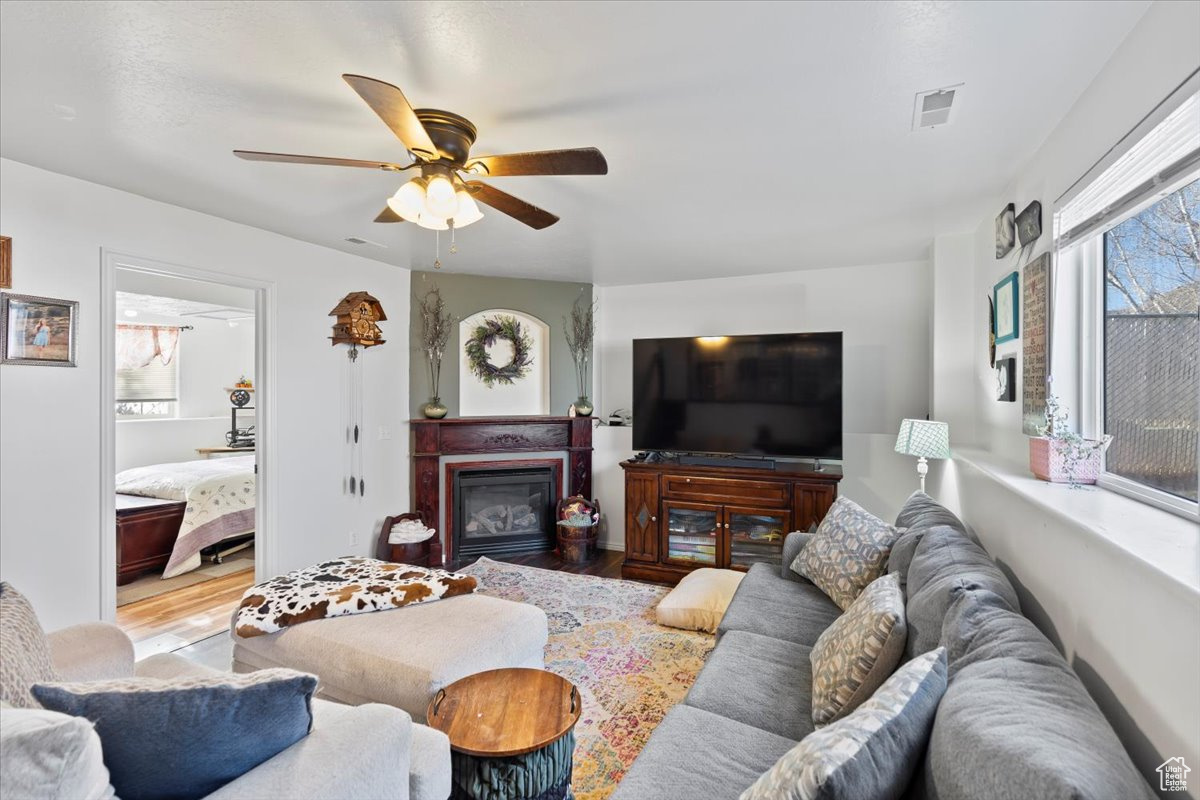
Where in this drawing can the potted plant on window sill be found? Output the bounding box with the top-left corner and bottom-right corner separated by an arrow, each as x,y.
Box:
1029,391 -> 1112,488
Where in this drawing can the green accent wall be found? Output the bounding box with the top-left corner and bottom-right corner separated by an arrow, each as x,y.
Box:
410,271 -> 593,418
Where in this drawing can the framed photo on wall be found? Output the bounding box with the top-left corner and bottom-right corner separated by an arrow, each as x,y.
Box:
993,271 -> 1019,344
1,293 -> 79,366
994,203 -> 1015,258
995,357 -> 1016,401
0,236 -> 10,289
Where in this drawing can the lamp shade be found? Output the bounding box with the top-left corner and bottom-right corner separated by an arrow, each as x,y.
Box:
895,419 -> 951,459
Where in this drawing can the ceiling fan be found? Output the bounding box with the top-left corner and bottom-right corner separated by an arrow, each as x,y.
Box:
234,74 -> 607,231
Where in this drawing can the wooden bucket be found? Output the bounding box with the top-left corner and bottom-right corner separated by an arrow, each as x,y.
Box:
557,522 -> 598,563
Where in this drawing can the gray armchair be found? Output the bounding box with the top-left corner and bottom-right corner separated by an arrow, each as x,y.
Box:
41,622 -> 451,800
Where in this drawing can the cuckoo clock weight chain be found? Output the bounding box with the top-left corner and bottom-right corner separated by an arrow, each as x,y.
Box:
329,292 -> 387,498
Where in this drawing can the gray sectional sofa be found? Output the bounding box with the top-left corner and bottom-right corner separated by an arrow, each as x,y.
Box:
612,492 -> 1155,800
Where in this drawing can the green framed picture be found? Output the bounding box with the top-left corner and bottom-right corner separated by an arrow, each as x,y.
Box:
993,271 -> 1019,344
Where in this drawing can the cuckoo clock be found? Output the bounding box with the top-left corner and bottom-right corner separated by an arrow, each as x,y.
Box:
329,292 -> 387,348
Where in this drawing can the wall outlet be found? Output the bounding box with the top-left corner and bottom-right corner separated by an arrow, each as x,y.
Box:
378,426 -> 391,441
349,530 -> 359,547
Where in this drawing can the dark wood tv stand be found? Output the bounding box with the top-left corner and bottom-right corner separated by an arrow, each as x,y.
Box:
620,458 -> 842,584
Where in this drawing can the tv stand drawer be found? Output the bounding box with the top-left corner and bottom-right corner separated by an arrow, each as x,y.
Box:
662,475 -> 788,506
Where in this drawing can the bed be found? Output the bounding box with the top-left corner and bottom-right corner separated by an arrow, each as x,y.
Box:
115,455 -> 256,584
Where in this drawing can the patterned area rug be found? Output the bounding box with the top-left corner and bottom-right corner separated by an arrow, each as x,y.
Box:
460,557 -> 714,799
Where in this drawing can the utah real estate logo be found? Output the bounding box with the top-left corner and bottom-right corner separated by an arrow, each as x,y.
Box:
1157,757 -> 1190,793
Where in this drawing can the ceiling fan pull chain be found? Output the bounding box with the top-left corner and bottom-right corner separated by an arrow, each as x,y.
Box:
449,219 -> 458,255
434,230 -> 442,269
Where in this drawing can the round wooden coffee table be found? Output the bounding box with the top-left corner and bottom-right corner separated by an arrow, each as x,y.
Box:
427,668 -> 581,800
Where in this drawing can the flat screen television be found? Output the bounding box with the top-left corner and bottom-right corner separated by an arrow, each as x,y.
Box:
632,332 -> 843,459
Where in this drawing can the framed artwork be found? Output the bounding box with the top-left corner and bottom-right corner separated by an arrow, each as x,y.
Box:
0,236 -> 10,289
993,271 -> 1019,344
994,204 -> 1015,258
987,296 -> 996,367
995,357 -> 1016,401
1022,253 -> 1051,434
1016,200 -> 1042,246
1,293 -> 79,366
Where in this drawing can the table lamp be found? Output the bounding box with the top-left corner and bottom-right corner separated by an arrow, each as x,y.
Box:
895,419 -> 950,493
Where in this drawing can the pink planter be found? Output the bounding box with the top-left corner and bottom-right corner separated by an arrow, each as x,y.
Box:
1028,436 -> 1102,484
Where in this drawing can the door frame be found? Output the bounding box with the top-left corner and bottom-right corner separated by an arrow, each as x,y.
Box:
99,250 -> 277,621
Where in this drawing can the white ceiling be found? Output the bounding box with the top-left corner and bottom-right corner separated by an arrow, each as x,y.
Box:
0,1 -> 1150,285
115,291 -> 255,321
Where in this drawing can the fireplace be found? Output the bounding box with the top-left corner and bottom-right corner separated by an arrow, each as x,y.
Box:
452,465 -> 558,558
411,416 -> 593,564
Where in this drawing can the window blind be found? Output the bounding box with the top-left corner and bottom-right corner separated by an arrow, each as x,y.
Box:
1057,92 -> 1200,247
116,356 -> 178,402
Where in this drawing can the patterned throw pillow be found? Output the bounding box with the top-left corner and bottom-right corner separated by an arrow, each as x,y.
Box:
33,669 -> 316,800
0,582 -> 61,708
741,648 -> 948,800
809,572 -> 907,726
792,497 -> 900,610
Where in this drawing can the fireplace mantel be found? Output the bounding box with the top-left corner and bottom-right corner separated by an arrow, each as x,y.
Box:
411,416 -> 593,564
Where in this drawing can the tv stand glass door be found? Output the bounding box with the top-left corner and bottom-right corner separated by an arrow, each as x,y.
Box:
726,506 -> 792,569
662,501 -> 719,567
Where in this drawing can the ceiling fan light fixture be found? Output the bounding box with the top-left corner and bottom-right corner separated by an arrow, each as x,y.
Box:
387,178 -> 426,221
414,212 -> 449,231
452,188 -> 484,227
423,175 -> 459,219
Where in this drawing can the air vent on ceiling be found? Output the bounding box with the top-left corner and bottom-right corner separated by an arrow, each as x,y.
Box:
912,85 -> 962,130
345,236 -> 387,248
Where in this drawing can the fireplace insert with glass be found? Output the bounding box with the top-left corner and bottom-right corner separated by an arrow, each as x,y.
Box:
452,466 -> 557,558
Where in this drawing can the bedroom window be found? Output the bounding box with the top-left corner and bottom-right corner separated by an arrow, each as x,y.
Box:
1056,87 -> 1199,521
115,324 -> 181,419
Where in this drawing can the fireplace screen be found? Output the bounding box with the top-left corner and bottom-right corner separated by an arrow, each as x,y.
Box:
453,466 -> 557,557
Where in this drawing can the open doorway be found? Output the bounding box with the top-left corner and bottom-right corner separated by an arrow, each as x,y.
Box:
102,257 -> 270,658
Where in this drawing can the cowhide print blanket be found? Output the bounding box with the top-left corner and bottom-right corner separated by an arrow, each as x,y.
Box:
233,557 -> 477,638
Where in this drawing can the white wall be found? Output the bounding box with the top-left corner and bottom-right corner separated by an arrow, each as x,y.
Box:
115,311 -> 257,472
930,2 -> 1200,793
593,260 -> 933,549
0,158 -> 410,632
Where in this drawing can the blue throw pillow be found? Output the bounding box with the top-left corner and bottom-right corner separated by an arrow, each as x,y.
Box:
32,668 -> 316,800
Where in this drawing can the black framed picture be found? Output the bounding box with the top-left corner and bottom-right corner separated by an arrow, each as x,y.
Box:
1,293 -> 79,367
995,203 -> 1015,258
995,357 -> 1016,402
1016,200 -> 1042,246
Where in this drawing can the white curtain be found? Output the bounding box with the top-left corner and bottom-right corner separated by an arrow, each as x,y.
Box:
115,324 -> 181,370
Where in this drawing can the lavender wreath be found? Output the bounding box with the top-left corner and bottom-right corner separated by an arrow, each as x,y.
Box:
464,315 -> 534,387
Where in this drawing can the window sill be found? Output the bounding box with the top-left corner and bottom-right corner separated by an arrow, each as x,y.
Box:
952,447 -> 1199,593
116,416 -> 228,424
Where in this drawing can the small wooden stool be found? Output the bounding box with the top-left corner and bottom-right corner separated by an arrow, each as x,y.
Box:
378,512 -> 443,567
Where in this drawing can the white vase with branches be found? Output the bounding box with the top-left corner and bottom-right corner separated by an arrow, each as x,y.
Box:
418,287 -> 453,419
564,296 -> 596,416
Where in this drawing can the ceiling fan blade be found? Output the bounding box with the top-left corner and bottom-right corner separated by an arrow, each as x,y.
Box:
466,181 -> 560,229
465,147 -> 608,177
342,74 -> 439,160
233,150 -> 413,171
374,206 -> 406,223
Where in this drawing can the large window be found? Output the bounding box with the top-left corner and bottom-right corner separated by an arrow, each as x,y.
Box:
1102,180 -> 1198,503
1056,88 -> 1199,519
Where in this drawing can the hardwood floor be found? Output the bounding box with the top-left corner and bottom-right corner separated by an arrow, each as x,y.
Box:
116,568 -> 254,653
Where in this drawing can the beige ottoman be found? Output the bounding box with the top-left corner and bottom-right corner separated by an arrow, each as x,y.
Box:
232,594 -> 548,718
